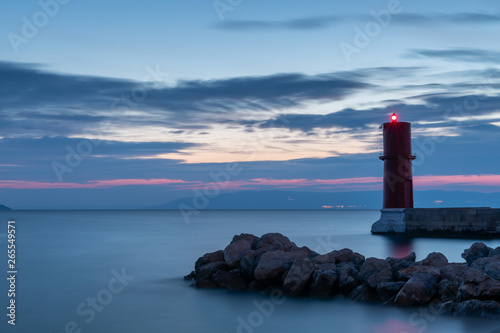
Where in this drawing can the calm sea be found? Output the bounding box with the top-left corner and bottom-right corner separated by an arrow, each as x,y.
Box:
0,210 -> 498,333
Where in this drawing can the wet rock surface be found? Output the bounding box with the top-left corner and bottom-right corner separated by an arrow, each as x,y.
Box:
185,234 -> 500,318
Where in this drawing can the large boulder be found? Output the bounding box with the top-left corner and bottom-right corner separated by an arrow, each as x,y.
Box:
439,300 -> 500,318
195,250 -> 224,270
489,247 -> 500,257
314,253 -> 337,265
440,263 -> 469,283
253,248 -> 312,286
394,273 -> 439,306
376,281 -> 406,303
485,262 -> 500,281
398,265 -> 441,280
347,284 -> 378,303
195,261 -> 228,281
314,263 -> 336,271
195,279 -> 217,288
240,250 -> 257,275
458,269 -> 500,301
224,239 -> 252,268
359,258 -> 393,288
462,242 -> 491,265
386,252 -> 416,279
420,252 -> 448,267
471,255 -> 500,272
212,270 -> 247,290
230,233 -> 259,249
282,258 -> 315,295
255,233 -> 297,251
309,269 -> 338,297
438,279 -> 460,302
329,249 -> 365,266
337,262 -> 362,295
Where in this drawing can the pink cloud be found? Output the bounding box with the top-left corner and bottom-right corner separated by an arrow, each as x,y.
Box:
1,174 -> 500,190
0,179 -> 196,189
414,174 -> 500,188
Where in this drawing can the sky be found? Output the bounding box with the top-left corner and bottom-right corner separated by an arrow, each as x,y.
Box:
1,0 -> 500,209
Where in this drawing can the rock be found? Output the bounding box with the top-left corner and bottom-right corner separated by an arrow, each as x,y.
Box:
386,252 -> 416,279
314,253 -> 337,265
188,233 -> 500,319
224,239 -> 252,268
440,263 -> 469,283
398,265 -> 441,280
337,262 -> 362,295
212,270 -> 247,290
485,262 -> 500,281
394,273 -> 438,306
309,270 -> 338,297
240,250 -> 257,275
247,280 -> 263,291
439,300 -> 500,318
230,268 -> 253,284
438,279 -> 460,302
184,271 -> 195,281
283,258 -> 315,295
195,250 -> 225,270
230,233 -> 259,249
348,284 -> 378,303
471,255 -> 500,272
314,263 -> 336,271
376,281 -> 406,303
254,249 -> 311,286
329,249 -> 365,266
458,269 -> 500,301
421,252 -> 448,267
462,242 -> 491,265
255,233 -> 296,251
195,261 -> 229,280
489,247 -> 500,257
386,252 -> 416,263
195,279 -> 217,288
359,258 -> 393,288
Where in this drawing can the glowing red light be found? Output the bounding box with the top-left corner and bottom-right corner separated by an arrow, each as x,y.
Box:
391,113 -> 397,122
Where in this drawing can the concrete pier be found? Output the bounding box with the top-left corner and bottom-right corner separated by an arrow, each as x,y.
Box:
372,207 -> 500,238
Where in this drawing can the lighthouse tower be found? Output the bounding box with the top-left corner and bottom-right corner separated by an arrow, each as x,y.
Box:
379,114 -> 416,208
372,114 -> 500,237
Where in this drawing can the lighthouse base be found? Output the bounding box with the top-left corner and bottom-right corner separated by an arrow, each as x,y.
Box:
372,207 -> 500,239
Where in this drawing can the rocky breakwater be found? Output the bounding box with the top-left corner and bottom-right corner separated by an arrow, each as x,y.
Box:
184,233 -> 500,318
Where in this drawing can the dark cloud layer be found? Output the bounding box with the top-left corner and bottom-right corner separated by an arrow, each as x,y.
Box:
0,136 -> 193,163
0,61 -> 369,136
0,61 -> 366,113
249,93 -> 500,133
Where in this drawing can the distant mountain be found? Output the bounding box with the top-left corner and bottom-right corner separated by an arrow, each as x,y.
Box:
0,204 -> 12,210
152,190 -> 500,210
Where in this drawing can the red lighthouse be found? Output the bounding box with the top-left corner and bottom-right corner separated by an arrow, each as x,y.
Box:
379,114 -> 416,208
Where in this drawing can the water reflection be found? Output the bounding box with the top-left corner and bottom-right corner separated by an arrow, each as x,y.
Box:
386,236 -> 414,258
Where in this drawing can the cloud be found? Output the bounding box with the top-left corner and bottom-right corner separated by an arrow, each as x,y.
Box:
0,179 -> 195,189
0,62 -> 366,112
0,137 -> 196,162
0,61 -> 368,137
214,12 -> 500,32
3,174 -> 500,191
249,91 -> 500,133
213,15 -> 341,31
408,48 -> 500,64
